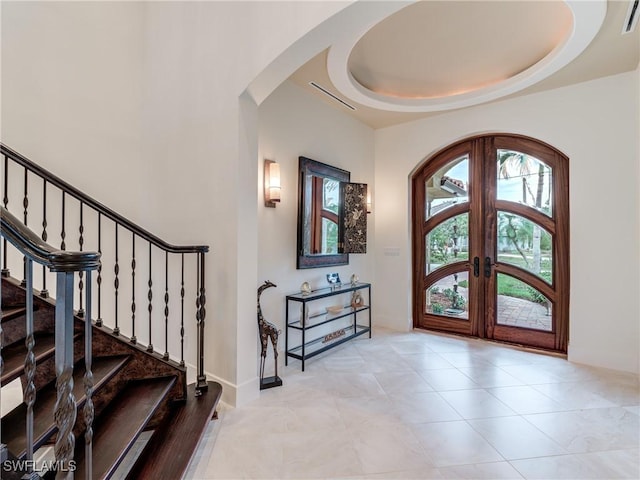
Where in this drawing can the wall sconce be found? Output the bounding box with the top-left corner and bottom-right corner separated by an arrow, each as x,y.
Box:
264,159 -> 281,208
366,192 -> 372,214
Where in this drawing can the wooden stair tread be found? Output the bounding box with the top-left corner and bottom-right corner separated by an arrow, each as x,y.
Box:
0,305 -> 28,322
1,355 -> 130,459
127,381 -> 223,480
1,333 -> 62,385
74,376 -> 177,480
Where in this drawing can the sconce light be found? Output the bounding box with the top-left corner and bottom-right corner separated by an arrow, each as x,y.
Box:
264,159 -> 281,208
366,191 -> 372,214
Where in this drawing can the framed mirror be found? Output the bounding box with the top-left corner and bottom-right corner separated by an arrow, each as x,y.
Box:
297,156 -> 350,269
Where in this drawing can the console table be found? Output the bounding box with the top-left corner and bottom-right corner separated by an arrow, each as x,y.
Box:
285,283 -> 371,371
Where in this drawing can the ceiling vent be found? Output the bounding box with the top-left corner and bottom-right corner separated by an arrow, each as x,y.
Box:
309,82 -> 357,111
623,0 -> 639,34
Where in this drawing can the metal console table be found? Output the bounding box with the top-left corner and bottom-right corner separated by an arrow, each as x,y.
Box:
285,282 -> 371,371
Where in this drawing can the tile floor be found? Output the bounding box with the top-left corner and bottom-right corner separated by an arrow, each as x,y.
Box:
185,328 -> 639,479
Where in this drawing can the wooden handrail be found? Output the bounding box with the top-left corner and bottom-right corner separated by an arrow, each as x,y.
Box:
1,206 -> 100,272
1,144 -> 208,254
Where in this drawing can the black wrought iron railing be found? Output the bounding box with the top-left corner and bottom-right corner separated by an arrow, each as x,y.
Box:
0,144 -> 209,394
1,205 -> 100,479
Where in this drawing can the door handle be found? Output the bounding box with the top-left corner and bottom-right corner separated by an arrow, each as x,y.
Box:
473,257 -> 480,277
484,257 -> 493,278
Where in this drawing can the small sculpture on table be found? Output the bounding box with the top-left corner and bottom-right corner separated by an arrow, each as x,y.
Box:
257,280 -> 283,390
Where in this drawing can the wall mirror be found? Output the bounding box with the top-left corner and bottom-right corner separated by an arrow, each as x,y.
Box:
297,156 -> 350,268
297,156 -> 368,269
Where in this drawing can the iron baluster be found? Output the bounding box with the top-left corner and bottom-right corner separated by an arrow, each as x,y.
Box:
196,252 -> 208,395
21,168 -> 28,286
147,242 -> 153,352
60,192 -> 67,250
41,179 -> 49,297
96,213 -> 103,327
2,155 -> 9,277
0,261 -> 5,463
164,251 -> 169,360
78,202 -> 85,317
23,258 -> 38,480
113,223 -> 120,335
83,270 -> 94,480
180,254 -> 185,367
131,232 -> 136,344
54,272 -> 77,478
60,191 -> 66,250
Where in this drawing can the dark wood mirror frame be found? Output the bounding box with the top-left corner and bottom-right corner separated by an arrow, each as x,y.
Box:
297,156 -> 350,269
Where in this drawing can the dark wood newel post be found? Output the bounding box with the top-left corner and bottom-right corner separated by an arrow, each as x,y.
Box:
196,251 -> 208,395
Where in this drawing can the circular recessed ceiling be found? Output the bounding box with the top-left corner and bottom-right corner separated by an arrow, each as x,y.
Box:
328,0 -> 606,112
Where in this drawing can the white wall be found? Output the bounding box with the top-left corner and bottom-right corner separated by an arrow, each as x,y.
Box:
374,70 -> 640,374
1,0 -> 353,406
257,80 -> 375,373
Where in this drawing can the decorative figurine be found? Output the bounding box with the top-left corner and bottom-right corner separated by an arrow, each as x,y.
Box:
351,291 -> 364,309
257,280 -> 282,390
300,281 -> 311,296
326,273 -> 341,290
350,274 -> 359,286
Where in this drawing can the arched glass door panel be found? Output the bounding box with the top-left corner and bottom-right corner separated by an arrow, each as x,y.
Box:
425,155 -> 469,220
496,273 -> 552,332
425,213 -> 469,275
425,272 -> 470,320
496,149 -> 553,217
496,211 -> 553,284
413,134 -> 568,353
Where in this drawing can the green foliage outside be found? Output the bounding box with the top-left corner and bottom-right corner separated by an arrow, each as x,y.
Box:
429,214 -> 469,264
497,271 -> 551,304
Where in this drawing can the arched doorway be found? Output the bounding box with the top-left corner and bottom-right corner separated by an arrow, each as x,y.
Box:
412,134 -> 569,352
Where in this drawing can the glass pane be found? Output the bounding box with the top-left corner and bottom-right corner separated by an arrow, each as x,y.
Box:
496,273 -> 552,331
321,218 -> 338,254
497,211 -> 553,283
496,149 -> 552,217
425,273 -> 469,319
323,178 -> 339,214
425,213 -> 469,274
425,155 -> 469,220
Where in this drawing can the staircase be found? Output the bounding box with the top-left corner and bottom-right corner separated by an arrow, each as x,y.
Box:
0,144 -> 223,479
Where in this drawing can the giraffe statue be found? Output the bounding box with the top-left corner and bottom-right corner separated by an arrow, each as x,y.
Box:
257,280 -> 281,388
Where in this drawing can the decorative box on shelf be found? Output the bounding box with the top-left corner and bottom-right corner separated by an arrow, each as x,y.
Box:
285,282 -> 371,371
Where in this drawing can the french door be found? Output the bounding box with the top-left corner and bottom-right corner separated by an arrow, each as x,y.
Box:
412,134 -> 569,352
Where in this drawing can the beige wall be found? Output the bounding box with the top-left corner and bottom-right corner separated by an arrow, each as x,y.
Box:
1,0 -> 353,406
374,70 -> 640,373
257,80 -> 375,374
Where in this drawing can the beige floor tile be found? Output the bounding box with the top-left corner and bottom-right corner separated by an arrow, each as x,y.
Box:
575,448 -> 640,479
498,364 -> 565,384
281,427 -> 362,479
439,389 -> 516,419
349,422 -> 435,475
374,370 -> 435,394
485,385 -> 567,414
419,368 -> 481,391
187,329 -> 640,479
510,454 -> 617,479
457,366 -> 525,388
412,420 -> 503,467
438,461 -> 524,479
531,382 -> 618,410
335,394 -> 399,429
524,407 -> 640,453
399,352 -> 455,371
468,416 -> 567,460
387,391 -> 462,423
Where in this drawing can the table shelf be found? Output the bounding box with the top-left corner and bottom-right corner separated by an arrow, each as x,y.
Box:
285,283 -> 371,371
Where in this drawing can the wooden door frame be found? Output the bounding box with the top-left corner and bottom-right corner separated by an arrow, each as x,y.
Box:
412,133 -> 570,353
